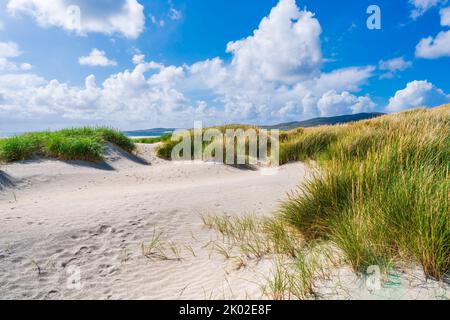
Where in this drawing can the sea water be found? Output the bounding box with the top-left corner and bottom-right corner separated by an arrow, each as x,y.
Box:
0,130 -> 174,139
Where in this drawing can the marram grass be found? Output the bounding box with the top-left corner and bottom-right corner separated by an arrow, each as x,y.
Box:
158,105 -> 449,279
156,125 -> 273,164
279,105 -> 450,279
0,127 -> 135,163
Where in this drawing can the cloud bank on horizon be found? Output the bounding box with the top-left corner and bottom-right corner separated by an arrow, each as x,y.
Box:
0,0 -> 449,131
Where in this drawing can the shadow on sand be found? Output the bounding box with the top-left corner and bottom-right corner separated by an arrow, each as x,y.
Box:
0,170 -> 15,191
64,160 -> 116,171
228,164 -> 258,171
444,273 -> 450,286
0,143 -> 150,173
65,144 -> 150,171
104,143 -> 149,166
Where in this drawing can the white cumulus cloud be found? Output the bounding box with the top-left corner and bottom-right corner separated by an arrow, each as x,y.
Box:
416,5 -> 450,58
0,41 -> 32,72
441,6 -> 450,25
0,41 -> 21,58
378,57 -> 412,79
20,63 -> 33,71
132,54 -> 145,65
226,0 -> 322,84
0,0 -> 378,132
7,0 -> 145,38
79,49 -> 117,67
386,80 -> 450,112
409,0 -> 446,19
318,91 -> 376,116
416,31 -> 450,58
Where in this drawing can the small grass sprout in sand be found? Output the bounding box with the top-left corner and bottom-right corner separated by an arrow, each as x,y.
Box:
141,228 -> 165,259
200,212 -> 303,259
141,228 -> 184,261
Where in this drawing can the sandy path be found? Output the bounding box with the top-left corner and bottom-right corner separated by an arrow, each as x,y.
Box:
0,144 -> 309,299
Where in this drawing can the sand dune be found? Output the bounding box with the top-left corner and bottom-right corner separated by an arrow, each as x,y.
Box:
0,144 -> 448,300
0,144 -> 309,299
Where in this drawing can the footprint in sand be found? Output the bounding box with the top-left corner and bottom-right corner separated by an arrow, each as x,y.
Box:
45,290 -> 60,299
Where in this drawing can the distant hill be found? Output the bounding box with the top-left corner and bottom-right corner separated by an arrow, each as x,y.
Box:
124,113 -> 386,135
262,112 -> 386,131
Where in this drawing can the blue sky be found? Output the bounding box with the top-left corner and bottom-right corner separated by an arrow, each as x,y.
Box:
0,0 -> 449,132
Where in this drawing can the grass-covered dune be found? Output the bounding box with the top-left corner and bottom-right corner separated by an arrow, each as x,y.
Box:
1,106 -> 448,280
158,105 -> 449,279
155,124 -> 265,161
278,105 -> 449,279
0,127 -> 135,163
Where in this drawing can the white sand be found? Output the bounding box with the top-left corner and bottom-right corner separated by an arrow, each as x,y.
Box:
0,144 -> 448,300
0,144 -> 309,299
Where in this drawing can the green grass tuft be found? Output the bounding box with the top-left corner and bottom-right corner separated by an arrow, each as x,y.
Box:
0,127 -> 135,163
0,135 -> 42,162
156,125 -> 274,164
279,105 -> 450,279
